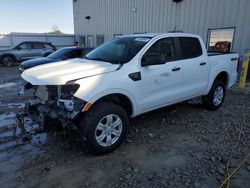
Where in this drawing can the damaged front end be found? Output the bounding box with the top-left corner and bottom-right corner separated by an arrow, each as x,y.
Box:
22,82 -> 86,130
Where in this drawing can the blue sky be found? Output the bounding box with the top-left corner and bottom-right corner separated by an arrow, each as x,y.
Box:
0,0 -> 74,34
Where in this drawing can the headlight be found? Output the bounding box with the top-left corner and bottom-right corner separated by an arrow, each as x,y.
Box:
58,97 -> 87,112
55,84 -> 80,100
61,84 -> 80,98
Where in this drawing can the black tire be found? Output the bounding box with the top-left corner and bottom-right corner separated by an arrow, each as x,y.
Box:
1,56 -> 15,67
78,102 -> 129,155
202,80 -> 226,110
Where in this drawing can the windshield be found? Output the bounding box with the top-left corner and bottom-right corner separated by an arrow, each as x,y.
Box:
85,37 -> 151,64
48,48 -> 72,59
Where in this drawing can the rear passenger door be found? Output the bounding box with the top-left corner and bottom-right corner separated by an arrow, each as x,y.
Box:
31,42 -> 45,58
177,37 -> 209,98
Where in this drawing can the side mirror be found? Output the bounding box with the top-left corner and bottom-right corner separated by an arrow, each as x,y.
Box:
141,53 -> 166,66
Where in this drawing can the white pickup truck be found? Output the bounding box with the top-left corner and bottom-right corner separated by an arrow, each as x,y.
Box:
21,33 -> 238,154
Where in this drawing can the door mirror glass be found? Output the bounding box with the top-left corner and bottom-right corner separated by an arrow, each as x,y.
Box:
141,53 -> 166,66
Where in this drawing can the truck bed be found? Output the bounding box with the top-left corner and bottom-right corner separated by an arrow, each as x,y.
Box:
208,52 -> 239,87
207,52 -> 238,56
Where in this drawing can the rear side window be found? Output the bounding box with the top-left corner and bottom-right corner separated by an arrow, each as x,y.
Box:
178,37 -> 202,59
44,44 -> 55,50
32,43 -> 44,49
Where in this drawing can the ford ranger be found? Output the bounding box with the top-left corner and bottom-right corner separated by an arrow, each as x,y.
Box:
20,33 -> 239,154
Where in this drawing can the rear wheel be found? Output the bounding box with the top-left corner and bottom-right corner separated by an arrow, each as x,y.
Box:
1,56 -> 15,67
79,102 -> 128,155
202,80 -> 226,110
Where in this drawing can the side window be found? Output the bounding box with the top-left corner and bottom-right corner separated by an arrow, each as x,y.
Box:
178,37 -> 202,59
19,43 -> 32,50
44,44 -> 54,50
66,50 -> 82,59
32,43 -> 44,49
145,38 -> 177,62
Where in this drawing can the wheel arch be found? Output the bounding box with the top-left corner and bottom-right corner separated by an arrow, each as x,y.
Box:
84,90 -> 137,117
214,71 -> 229,87
206,70 -> 229,94
0,53 -> 17,62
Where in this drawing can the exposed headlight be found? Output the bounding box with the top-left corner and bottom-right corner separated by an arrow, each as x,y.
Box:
60,84 -> 80,98
58,97 -> 87,112
52,84 -> 80,100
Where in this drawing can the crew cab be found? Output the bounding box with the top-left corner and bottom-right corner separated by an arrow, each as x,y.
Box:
21,33 -> 238,154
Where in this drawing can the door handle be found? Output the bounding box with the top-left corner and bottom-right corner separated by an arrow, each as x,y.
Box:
172,67 -> 181,72
200,62 -> 206,66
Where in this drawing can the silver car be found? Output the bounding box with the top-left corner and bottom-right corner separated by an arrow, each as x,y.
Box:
0,41 -> 56,66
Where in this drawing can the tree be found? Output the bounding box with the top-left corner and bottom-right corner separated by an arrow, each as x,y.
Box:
48,25 -> 64,34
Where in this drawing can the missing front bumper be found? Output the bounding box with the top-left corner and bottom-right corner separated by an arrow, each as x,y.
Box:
24,100 -> 82,131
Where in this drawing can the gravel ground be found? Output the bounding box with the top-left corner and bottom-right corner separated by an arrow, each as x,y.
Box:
0,66 -> 249,188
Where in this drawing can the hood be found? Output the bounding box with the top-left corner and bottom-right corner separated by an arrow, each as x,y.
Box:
21,58 -> 119,85
21,57 -> 60,70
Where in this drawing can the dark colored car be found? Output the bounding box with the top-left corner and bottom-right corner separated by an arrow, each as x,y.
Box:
0,41 -> 57,66
20,46 -> 94,72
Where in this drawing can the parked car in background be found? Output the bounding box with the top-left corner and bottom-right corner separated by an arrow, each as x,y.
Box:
0,41 -> 56,66
19,46 -> 94,72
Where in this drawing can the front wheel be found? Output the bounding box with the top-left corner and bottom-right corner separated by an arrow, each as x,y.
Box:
79,102 -> 128,155
1,56 -> 15,67
202,80 -> 226,110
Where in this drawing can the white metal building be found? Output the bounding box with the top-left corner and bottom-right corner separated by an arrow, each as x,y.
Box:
73,0 -> 250,55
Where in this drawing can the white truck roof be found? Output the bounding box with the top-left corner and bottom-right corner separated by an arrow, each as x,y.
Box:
124,33 -> 200,38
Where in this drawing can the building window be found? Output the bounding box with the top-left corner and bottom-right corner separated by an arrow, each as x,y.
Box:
87,35 -> 94,47
96,34 -> 104,46
114,34 -> 123,38
207,28 -> 235,53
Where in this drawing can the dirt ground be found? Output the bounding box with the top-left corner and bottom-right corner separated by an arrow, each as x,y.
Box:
0,66 -> 249,188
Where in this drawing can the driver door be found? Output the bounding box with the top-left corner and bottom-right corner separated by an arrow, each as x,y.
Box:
139,37 -> 183,112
